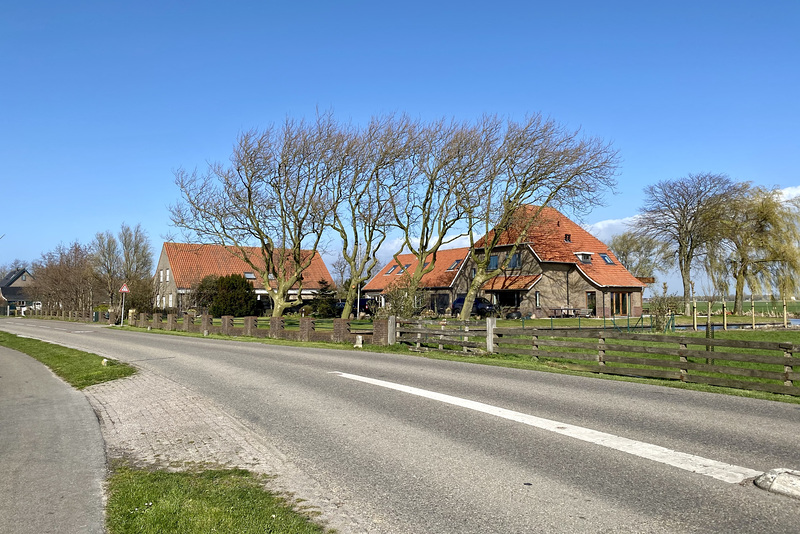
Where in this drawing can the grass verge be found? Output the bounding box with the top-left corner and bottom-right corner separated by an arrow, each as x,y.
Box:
0,330 -> 136,389
106,465 -> 328,534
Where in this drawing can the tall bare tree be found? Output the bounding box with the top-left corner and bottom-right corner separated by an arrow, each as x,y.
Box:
637,173 -> 743,314
390,117 -> 490,303
706,185 -> 800,313
171,113 -> 344,316
91,230 -> 121,309
330,115 -> 415,318
457,115 -> 619,320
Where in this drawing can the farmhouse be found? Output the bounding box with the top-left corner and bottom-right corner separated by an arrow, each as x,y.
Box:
473,206 -> 644,317
154,242 -> 334,312
365,206 -> 644,318
362,247 -> 471,314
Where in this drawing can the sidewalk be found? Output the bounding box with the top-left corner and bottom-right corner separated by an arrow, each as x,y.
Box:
0,346 -> 106,534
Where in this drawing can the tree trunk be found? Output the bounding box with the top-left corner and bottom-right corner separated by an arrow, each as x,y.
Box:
733,272 -> 746,315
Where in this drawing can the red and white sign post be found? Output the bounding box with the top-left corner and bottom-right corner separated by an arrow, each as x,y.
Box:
119,283 -> 130,325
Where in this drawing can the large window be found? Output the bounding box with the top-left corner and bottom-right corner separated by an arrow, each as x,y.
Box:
489,255 -> 499,270
508,253 -> 521,269
611,292 -> 630,316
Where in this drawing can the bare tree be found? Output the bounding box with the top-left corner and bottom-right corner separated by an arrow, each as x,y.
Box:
390,118 -> 489,303
0,259 -> 31,274
91,230 -> 121,309
32,241 -> 97,312
458,115 -> 619,320
637,173 -> 743,314
171,113 -> 343,317
330,114 -> 415,318
706,185 -> 800,313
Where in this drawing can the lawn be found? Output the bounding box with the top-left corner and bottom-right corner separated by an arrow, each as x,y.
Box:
106,466 -> 328,534
0,331 -> 136,389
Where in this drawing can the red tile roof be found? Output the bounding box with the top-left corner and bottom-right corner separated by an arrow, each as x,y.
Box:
477,206 -> 644,288
363,247 -> 470,292
481,274 -> 541,291
162,243 -> 333,290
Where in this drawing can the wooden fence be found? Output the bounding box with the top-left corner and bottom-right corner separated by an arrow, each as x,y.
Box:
26,310 -> 800,397
395,318 -> 800,397
26,308 -> 387,346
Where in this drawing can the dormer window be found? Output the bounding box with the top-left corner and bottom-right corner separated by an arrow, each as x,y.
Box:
575,252 -> 593,264
599,253 -> 614,265
447,259 -> 462,271
244,272 -> 256,280
564,234 -> 572,243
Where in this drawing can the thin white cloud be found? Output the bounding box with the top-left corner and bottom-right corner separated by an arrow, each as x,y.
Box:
583,216 -> 639,244
780,185 -> 800,200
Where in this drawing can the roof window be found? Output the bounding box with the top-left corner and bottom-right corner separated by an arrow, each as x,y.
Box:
599,253 -> 614,265
398,264 -> 411,274
386,265 -> 397,275
447,259 -> 462,271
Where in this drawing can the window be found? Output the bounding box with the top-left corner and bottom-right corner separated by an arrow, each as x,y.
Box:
386,265 -> 397,275
508,253 -> 521,269
577,253 -> 592,264
611,292 -> 630,316
564,234 -> 571,243
488,255 -> 499,270
423,262 -> 430,269
534,291 -> 541,308
600,253 -> 614,265
244,272 -> 257,280
447,259 -> 462,271
159,270 -> 163,282
166,269 -> 170,282
168,293 -> 173,308
398,264 -> 411,274
22,274 -> 26,281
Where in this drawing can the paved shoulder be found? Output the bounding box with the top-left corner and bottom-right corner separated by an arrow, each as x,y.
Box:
0,346 -> 106,534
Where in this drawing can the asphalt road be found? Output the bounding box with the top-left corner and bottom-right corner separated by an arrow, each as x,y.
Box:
2,318 -> 799,533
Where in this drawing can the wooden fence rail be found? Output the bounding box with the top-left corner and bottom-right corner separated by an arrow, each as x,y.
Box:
394,318 -> 800,397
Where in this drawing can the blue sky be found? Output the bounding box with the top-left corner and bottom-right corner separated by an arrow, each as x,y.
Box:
2,1 -> 798,292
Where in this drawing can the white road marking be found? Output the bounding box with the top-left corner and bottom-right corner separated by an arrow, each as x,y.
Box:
331,371 -> 762,484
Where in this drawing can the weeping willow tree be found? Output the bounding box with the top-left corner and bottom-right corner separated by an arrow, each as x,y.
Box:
706,186 -> 800,314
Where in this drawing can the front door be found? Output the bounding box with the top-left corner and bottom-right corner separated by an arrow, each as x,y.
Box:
586,291 -> 596,316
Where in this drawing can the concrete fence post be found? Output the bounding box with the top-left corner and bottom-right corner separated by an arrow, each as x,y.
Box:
244,316 -> 257,337
486,317 -> 496,353
138,312 -> 147,328
167,313 -> 176,331
221,315 -> 234,335
299,317 -> 314,342
201,314 -> 212,334
269,317 -> 284,339
183,313 -> 193,332
153,313 -> 163,329
372,319 -> 388,346
387,316 -> 396,345
332,318 -> 347,343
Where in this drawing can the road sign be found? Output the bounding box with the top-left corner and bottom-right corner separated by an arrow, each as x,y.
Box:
119,283 -> 130,293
